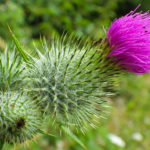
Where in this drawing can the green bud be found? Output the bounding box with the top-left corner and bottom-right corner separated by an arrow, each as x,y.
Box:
27,36 -> 119,131
0,48 -> 26,91
0,92 -> 42,143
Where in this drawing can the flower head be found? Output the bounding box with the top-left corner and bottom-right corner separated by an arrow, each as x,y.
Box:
107,7 -> 150,73
26,37 -> 118,131
0,92 -> 42,143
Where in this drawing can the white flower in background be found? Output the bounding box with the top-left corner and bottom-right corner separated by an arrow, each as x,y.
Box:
132,132 -> 143,141
108,133 -> 126,147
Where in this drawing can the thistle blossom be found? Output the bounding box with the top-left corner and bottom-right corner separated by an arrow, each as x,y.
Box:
107,7 -> 150,73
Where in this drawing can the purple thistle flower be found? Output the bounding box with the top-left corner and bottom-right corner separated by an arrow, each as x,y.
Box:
107,6 -> 150,74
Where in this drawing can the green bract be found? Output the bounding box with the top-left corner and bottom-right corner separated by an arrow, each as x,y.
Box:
0,92 -> 42,143
27,37 -> 119,131
0,49 -> 26,91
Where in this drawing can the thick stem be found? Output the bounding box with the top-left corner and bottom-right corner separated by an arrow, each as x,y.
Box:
0,139 -> 4,150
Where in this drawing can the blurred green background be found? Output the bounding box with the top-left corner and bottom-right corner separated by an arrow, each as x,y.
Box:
1,0 -> 150,150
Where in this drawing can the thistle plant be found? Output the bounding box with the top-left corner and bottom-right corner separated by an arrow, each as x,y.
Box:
26,37 -> 120,131
107,5 -> 150,73
1,6 -> 150,150
0,92 -> 42,144
0,49 -> 42,149
0,48 -> 26,91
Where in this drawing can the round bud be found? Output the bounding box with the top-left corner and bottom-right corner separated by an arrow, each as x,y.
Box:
27,37 -> 119,131
0,92 -> 42,143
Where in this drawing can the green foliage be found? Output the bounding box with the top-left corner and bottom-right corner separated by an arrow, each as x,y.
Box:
0,0 -> 117,43
0,1 -> 28,42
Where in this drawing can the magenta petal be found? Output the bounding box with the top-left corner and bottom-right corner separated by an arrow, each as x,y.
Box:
107,8 -> 150,74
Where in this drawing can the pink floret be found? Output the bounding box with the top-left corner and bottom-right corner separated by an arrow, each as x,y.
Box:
107,10 -> 150,73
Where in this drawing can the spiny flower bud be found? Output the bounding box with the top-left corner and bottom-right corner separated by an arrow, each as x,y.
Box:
27,37 -> 120,131
0,92 -> 42,143
107,6 -> 150,74
0,48 -> 26,91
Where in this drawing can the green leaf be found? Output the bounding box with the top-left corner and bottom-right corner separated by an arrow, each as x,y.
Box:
7,25 -> 30,63
38,129 -> 56,137
61,126 -> 87,150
